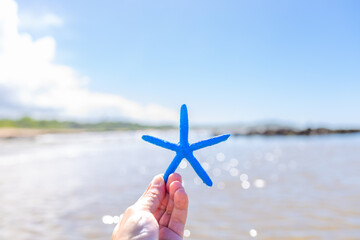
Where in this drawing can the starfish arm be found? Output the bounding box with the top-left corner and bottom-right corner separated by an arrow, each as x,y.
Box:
189,134 -> 230,151
180,104 -> 189,145
186,153 -> 213,187
163,154 -> 184,183
142,135 -> 178,151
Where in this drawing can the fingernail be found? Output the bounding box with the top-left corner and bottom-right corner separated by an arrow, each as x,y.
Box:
151,175 -> 163,187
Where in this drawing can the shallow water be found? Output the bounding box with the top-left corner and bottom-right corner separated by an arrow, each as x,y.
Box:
0,131 -> 359,239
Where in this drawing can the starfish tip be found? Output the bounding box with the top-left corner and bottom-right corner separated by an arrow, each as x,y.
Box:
181,104 -> 187,111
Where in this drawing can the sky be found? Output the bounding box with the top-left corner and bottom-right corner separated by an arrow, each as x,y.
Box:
0,0 -> 359,126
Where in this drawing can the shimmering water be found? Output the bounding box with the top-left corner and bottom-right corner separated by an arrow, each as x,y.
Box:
0,131 -> 360,239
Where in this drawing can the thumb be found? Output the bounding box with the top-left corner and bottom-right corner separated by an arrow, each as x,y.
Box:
136,174 -> 165,213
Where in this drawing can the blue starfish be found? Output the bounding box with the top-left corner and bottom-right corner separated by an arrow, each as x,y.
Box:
142,104 -> 230,187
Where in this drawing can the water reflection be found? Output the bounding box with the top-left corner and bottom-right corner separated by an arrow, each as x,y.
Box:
249,228 -> 257,237
241,181 -> 250,190
240,173 -> 249,182
229,158 -> 239,167
183,229 -> 191,238
212,168 -> 221,177
216,152 -> 225,162
253,179 -> 266,188
201,162 -> 210,171
229,167 -> 239,176
179,160 -> 188,169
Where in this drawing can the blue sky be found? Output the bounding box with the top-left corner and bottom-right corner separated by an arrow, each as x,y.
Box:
3,0 -> 360,125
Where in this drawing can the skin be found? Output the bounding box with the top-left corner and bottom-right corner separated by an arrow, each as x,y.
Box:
112,173 -> 189,240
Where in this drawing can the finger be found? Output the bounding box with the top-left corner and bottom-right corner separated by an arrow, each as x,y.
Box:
169,181 -> 183,199
166,173 -> 182,192
168,183 -> 188,237
159,227 -> 183,240
140,173 -> 164,197
159,180 -> 183,227
154,193 -> 169,221
136,174 -> 165,213
156,173 -> 182,222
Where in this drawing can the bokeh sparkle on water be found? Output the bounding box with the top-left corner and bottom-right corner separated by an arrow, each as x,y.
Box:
1,131 -> 360,239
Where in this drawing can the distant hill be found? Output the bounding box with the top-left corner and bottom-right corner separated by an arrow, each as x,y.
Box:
211,124 -> 360,136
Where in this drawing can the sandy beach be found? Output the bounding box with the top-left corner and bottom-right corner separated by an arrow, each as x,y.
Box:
0,128 -> 84,139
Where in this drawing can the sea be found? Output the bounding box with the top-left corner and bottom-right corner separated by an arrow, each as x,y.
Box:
0,130 -> 359,239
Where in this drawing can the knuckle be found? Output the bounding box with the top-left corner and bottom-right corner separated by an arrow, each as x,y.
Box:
124,205 -> 135,215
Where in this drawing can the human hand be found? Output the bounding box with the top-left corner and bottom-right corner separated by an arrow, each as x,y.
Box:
112,173 -> 189,240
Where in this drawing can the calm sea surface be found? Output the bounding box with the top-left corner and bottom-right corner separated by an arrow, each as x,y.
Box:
0,131 -> 359,239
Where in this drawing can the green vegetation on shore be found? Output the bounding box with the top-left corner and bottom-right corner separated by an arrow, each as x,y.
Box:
0,117 -> 172,131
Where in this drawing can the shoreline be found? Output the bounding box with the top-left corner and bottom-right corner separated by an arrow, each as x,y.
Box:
2,127 -> 360,140
0,128 -> 85,139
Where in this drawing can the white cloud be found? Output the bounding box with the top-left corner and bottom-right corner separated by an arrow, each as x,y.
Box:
19,12 -> 64,31
0,0 -> 177,123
